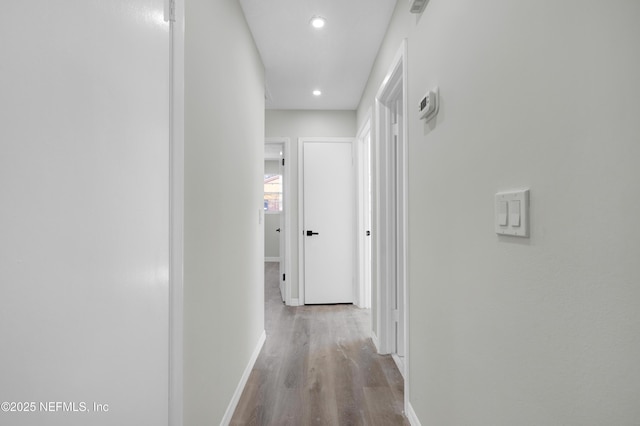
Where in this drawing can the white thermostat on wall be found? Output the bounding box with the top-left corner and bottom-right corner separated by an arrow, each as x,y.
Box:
419,87 -> 439,122
495,189 -> 530,237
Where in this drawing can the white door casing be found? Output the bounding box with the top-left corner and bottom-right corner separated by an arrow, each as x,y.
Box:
375,40 -> 409,376
299,138 -> 356,305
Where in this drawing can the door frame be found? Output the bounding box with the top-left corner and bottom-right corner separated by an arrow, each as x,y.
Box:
374,40 -> 409,383
265,137 -> 292,305
169,0 -> 185,424
298,137 -> 356,305
356,113 -> 372,309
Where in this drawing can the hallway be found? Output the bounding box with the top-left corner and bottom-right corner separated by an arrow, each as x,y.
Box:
230,263 -> 409,425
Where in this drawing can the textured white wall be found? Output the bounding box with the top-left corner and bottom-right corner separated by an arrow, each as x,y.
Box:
265,110 -> 357,300
0,1 -> 170,425
184,0 -> 265,423
358,1 -> 640,424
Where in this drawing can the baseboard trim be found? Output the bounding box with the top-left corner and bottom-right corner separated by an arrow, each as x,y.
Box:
264,257 -> 280,262
220,330 -> 266,426
391,353 -> 406,378
406,402 -> 421,426
371,331 -> 380,353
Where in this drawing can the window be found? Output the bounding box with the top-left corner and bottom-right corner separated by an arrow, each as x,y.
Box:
264,173 -> 282,212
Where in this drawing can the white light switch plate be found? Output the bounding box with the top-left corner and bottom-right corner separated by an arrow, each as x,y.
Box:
495,189 -> 529,237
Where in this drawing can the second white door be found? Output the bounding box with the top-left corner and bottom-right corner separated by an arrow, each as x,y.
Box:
302,139 -> 355,304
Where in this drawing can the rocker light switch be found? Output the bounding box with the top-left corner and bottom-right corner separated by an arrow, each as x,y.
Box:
495,189 -> 529,237
509,200 -> 521,227
498,201 -> 508,226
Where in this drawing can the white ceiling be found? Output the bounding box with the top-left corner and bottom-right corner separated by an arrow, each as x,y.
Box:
239,0 -> 398,110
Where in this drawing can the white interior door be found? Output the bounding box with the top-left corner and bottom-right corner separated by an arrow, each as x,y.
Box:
0,1 -> 171,424
302,139 -> 355,304
364,131 -> 372,308
279,156 -> 286,299
357,122 -> 373,309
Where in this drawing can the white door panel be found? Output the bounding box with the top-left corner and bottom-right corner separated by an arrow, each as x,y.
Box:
0,1 -> 170,425
279,158 -> 286,300
303,141 -> 354,304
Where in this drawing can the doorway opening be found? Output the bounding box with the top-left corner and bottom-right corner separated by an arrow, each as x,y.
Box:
265,138 -> 291,305
375,40 -> 409,383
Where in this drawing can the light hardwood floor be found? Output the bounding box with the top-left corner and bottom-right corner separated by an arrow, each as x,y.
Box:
230,262 -> 409,425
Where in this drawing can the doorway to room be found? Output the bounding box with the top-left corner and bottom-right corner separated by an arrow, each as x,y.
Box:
375,40 -> 408,379
264,138 -> 291,304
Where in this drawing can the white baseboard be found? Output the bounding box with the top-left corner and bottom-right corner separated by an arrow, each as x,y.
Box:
220,330 -> 266,426
264,257 -> 280,262
406,402 -> 421,426
371,331 -> 380,353
391,353 -> 406,379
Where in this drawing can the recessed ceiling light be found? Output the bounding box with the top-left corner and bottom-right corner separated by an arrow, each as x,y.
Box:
310,16 -> 326,29
312,90 -> 322,96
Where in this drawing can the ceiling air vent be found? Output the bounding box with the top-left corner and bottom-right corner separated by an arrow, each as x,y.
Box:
409,0 -> 428,14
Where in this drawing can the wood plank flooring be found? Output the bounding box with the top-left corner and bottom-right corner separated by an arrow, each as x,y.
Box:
230,262 -> 409,426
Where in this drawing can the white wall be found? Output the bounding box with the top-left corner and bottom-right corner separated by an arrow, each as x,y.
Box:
184,0 -> 265,423
264,159 -> 281,175
0,2 -> 170,425
358,1 -> 640,424
265,110 -> 356,301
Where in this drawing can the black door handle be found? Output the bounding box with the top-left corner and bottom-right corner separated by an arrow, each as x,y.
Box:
306,230 -> 319,236
276,228 -> 281,232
